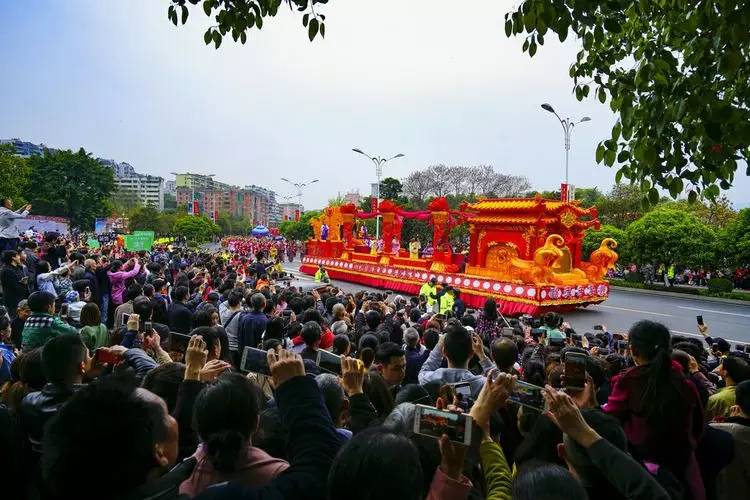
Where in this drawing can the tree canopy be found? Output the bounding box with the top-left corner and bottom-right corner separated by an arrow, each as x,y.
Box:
505,0 -> 750,205
25,148 -> 115,229
0,144 -> 30,205
624,208 -> 715,267
173,215 -> 220,242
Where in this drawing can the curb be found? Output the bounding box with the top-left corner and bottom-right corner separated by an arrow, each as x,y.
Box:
611,285 -> 750,306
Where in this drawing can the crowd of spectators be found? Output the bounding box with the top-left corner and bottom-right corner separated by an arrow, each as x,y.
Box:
0,237 -> 749,500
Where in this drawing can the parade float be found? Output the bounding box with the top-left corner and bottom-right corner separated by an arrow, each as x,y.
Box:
299,196 -> 618,315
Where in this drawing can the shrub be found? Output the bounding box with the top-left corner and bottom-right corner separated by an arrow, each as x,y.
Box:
707,277 -> 733,293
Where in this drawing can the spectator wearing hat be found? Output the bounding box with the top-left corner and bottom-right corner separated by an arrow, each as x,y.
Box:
64,290 -> 87,327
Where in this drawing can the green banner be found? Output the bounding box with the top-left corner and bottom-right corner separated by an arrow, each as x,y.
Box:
87,238 -> 100,249
123,231 -> 155,251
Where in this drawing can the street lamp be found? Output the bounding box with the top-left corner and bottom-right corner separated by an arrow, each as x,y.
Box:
540,104 -> 591,201
351,148 -> 405,239
280,178 -> 318,214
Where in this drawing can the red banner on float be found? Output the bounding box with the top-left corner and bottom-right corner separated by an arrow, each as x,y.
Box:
370,197 -> 378,212
193,200 -> 200,216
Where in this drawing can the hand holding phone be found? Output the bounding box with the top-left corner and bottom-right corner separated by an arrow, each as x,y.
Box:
697,315 -> 704,326
413,404 -> 473,446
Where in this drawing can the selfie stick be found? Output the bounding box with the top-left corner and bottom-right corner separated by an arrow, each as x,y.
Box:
497,308 -> 511,328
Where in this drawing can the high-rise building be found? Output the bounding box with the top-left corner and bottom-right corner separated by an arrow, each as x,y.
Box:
101,158 -> 164,210
164,180 -> 176,194
1,138 -> 55,157
174,172 -> 234,191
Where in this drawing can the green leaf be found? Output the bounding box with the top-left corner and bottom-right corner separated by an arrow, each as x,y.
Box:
303,13 -> 310,27
596,143 -> 606,163
615,169 -> 624,184
505,20 -> 512,37
320,23 -> 325,38
603,18 -> 621,33
256,12 -> 263,28
706,122 -> 722,142
181,5 -> 188,24
240,31 -> 247,44
640,179 -> 651,191
598,88 -> 606,103
529,39 -> 537,57
643,145 -> 657,165
204,28 -> 212,45
522,38 -> 530,52
213,30 -> 222,49
617,151 -> 630,163
687,190 -> 697,204
604,149 -> 616,167
203,0 -> 213,16
648,187 -> 659,205
308,18 -> 319,41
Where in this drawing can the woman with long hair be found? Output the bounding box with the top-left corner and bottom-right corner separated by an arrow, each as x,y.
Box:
180,373 -> 288,496
603,320 -> 704,499
79,302 -> 108,352
475,298 -> 502,343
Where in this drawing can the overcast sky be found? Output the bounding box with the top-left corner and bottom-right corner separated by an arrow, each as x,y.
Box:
2,0 -> 748,209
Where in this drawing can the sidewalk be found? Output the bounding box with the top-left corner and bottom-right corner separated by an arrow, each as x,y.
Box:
611,284 -> 750,306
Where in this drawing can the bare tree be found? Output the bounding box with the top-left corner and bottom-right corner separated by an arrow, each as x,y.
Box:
402,170 -> 433,200
426,164 -> 452,197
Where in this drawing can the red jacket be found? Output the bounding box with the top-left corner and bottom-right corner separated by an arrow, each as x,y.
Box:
604,360 -> 705,499
291,327 -> 334,350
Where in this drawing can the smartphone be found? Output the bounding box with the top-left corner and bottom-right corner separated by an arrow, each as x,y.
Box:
59,303 -> 69,317
617,340 -> 629,350
507,379 -> 545,411
122,313 -> 131,326
168,331 -> 192,352
413,404 -> 473,446
239,346 -> 271,375
144,321 -> 153,333
501,327 -> 515,337
697,315 -> 704,326
94,348 -> 121,366
593,325 -> 604,331
453,382 -> 473,412
318,350 -> 342,375
564,352 -> 587,391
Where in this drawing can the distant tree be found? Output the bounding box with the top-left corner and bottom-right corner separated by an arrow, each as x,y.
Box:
128,206 -> 162,232
719,208 -> 750,268
582,225 -> 627,262
379,177 -> 403,200
173,215 -> 220,242
402,165 -> 530,200
25,148 -> 115,229
625,208 -> 715,267
660,195 -> 737,229
327,195 -> 345,206
597,184 -> 646,228
0,143 -> 30,205
402,171 -> 433,201
574,187 -> 604,208
279,209 -> 322,241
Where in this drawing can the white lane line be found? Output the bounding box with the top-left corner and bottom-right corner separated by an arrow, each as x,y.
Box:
676,306 -> 750,318
598,305 -> 673,317
670,330 -> 746,344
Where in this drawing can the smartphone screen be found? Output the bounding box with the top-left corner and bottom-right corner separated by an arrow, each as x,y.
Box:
508,380 -> 544,411
453,382 -> 473,411
240,347 -> 271,375
501,327 -> 515,337
593,325 -> 603,331
94,348 -> 120,366
564,352 -> 587,391
318,350 -> 342,375
122,313 -> 131,326
144,321 -> 153,333
696,315 -> 704,326
60,303 -> 69,317
413,404 -> 472,446
168,331 -> 192,353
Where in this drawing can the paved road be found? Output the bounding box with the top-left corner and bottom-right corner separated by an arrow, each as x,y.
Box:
283,261 -> 750,346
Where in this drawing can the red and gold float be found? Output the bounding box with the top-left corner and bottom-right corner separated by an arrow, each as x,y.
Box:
300,196 -> 618,315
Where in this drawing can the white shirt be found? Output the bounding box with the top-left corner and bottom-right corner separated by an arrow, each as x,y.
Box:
0,206 -> 29,239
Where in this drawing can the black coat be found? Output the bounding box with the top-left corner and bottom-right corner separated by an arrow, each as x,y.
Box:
168,302 -> 193,334
1,264 -> 28,312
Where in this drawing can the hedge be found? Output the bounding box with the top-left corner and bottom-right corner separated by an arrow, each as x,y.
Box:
609,279 -> 750,302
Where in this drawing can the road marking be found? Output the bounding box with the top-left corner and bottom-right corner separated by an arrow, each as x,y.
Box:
676,306 -> 750,318
598,305 -> 673,317
670,330 -> 746,344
